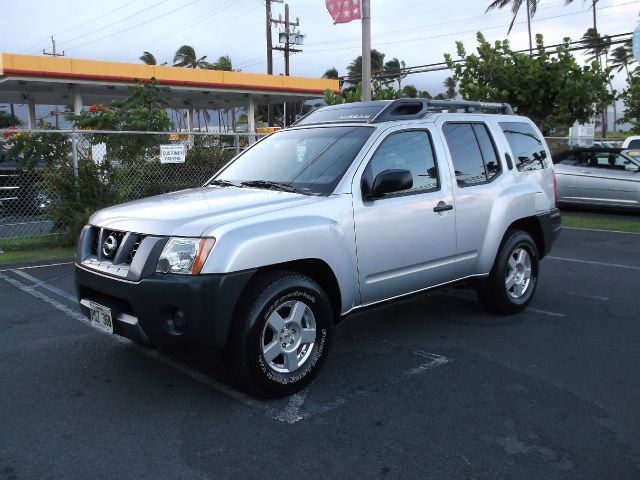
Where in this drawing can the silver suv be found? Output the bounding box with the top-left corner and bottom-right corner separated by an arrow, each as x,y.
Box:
75,99 -> 561,397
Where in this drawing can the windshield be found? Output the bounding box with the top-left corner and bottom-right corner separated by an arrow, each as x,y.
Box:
212,126 -> 373,195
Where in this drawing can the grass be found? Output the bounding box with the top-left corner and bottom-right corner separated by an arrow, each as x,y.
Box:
0,235 -> 75,266
561,214 -> 640,233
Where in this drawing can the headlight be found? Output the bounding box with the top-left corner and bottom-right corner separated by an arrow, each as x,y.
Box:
156,237 -> 216,275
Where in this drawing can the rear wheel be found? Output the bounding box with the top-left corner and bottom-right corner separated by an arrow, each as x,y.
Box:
227,271 -> 332,397
477,230 -> 539,314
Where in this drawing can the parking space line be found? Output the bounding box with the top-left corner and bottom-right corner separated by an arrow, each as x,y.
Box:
0,271 -> 283,421
1,271 -> 452,425
0,261 -> 73,274
433,292 -> 566,318
563,226 -> 640,236
10,268 -> 77,303
546,256 -> 640,271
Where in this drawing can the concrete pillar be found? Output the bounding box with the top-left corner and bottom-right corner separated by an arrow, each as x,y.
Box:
73,84 -> 83,114
27,97 -> 36,129
247,96 -> 255,133
186,107 -> 194,131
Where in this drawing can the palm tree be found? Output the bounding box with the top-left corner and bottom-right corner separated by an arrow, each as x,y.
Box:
212,55 -> 233,71
610,41 -> 634,80
346,49 -> 386,84
322,67 -> 339,79
580,28 -> 610,63
139,51 -> 157,65
384,58 -> 407,89
444,77 -> 457,100
173,45 -> 208,69
486,0 -> 539,54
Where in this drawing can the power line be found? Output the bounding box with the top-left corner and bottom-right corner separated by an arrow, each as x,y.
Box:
340,32 -> 634,82
65,0 -> 201,52
305,0 -> 640,54
54,0 -> 143,39
60,0 -> 170,49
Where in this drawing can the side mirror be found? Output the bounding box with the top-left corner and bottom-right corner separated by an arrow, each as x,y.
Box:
625,163 -> 640,172
366,169 -> 413,199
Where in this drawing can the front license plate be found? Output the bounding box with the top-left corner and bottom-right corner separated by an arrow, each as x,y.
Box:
89,302 -> 114,334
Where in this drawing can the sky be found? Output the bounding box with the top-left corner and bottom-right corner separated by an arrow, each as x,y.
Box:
0,0 -> 638,106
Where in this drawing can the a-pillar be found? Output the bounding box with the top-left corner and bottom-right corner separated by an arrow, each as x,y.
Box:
27,96 -> 36,129
73,84 -> 83,114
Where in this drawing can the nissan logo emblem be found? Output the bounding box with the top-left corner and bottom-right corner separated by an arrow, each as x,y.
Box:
103,235 -> 119,258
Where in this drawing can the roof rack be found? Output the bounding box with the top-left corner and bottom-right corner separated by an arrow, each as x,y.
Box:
293,99 -> 514,126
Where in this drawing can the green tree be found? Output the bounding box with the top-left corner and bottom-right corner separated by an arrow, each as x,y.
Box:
346,49 -> 386,84
486,0 -> 539,53
384,58 -> 407,89
324,80 -> 401,105
444,76 -> 457,99
402,85 -> 418,98
0,110 -> 20,128
565,0 -> 599,36
580,28 -> 610,63
173,45 -> 208,69
211,54 -> 233,71
445,33 -> 612,133
619,75 -> 640,134
322,67 -> 339,79
139,51 -> 158,65
610,41 -> 635,79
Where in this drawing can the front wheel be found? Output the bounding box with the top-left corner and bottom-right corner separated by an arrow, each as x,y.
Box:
227,271 -> 333,398
476,230 -> 539,315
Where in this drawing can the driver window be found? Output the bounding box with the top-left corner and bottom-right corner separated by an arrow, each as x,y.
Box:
368,131 -> 439,194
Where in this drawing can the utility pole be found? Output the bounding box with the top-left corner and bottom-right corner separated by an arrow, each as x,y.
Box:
361,0 -> 371,101
265,0 -> 280,127
271,2 -> 303,126
43,36 -> 65,129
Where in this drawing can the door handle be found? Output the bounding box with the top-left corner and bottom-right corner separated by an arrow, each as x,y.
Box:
580,171 -> 592,174
433,202 -> 454,213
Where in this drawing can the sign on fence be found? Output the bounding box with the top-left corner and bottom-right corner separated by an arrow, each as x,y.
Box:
160,145 -> 186,164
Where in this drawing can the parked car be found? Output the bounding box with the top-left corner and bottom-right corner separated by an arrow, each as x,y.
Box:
622,136 -> 640,149
553,147 -> 640,210
75,99 -> 561,397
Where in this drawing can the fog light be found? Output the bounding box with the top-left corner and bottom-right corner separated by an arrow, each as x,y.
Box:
173,310 -> 187,331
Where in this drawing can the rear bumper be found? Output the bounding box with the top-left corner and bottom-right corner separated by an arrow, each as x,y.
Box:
75,264 -> 255,349
538,208 -> 562,257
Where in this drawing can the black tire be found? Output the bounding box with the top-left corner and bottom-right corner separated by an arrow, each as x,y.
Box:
476,230 -> 539,315
227,271 -> 333,398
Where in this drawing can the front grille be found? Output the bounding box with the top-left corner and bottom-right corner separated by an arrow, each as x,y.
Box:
89,227 -> 145,265
126,236 -> 144,265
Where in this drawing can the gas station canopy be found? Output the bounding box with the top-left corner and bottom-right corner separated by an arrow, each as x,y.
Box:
0,53 -> 340,130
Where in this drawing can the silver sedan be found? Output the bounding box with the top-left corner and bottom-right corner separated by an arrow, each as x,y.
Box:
553,148 -> 640,210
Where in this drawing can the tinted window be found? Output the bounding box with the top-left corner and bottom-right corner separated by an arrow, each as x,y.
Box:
472,124 -> 501,180
368,131 -> 439,194
215,126 -> 373,195
590,152 -> 631,170
443,123 -> 489,186
555,151 -> 590,166
500,122 -> 548,171
628,139 -> 640,149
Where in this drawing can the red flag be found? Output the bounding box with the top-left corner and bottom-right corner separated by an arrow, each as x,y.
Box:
325,0 -> 362,24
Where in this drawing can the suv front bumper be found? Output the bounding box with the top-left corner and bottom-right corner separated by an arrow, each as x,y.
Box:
75,264 -> 255,349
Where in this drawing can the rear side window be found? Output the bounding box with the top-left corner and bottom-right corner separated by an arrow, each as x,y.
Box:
499,122 -> 548,171
628,139 -> 640,149
442,123 -> 501,187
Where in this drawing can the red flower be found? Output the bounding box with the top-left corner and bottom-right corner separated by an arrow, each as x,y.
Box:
98,105 -> 107,111
88,105 -> 97,112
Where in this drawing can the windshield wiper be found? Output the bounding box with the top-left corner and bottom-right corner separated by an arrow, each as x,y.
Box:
240,180 -> 298,193
209,179 -> 241,188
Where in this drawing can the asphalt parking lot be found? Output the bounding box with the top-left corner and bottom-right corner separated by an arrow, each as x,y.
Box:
1,227 -> 639,479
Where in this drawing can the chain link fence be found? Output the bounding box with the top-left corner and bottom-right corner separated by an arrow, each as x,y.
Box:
0,130 -> 265,243
0,131 -> 629,245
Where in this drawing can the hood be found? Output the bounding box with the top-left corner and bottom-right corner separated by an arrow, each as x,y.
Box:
89,186 -> 319,237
